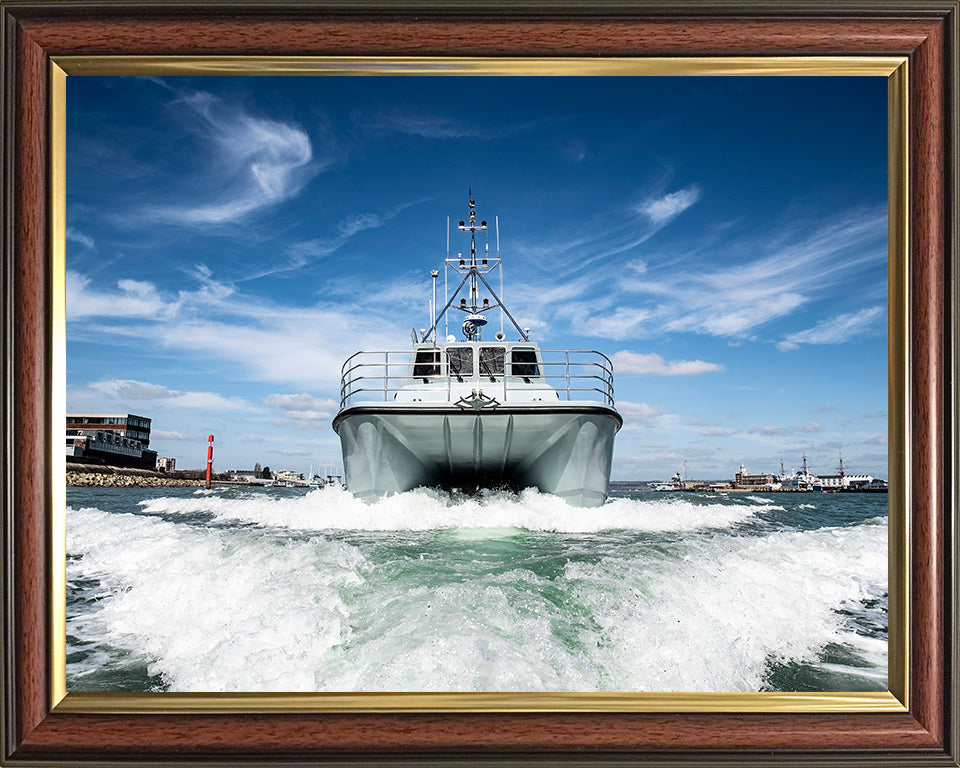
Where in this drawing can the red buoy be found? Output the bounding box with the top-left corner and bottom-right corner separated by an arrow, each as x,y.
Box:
205,434 -> 214,489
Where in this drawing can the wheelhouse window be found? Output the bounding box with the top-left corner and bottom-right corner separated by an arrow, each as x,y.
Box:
446,347 -> 474,380
412,350 -> 441,379
479,346 -> 505,379
511,348 -> 540,377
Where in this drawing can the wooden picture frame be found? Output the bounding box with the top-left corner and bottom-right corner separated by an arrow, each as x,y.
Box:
2,2 -> 957,764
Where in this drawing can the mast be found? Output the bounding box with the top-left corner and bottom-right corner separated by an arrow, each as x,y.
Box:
445,218 -> 450,339
458,191 -> 485,334
431,270 -> 439,342
497,215 -> 503,336
420,193 -> 530,343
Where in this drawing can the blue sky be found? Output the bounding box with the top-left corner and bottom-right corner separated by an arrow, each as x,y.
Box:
66,75 -> 888,481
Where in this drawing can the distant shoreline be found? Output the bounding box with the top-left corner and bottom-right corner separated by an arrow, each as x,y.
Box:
64,471 -> 886,493
67,463 -> 206,488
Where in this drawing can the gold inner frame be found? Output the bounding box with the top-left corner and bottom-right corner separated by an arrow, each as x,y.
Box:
49,56 -> 910,714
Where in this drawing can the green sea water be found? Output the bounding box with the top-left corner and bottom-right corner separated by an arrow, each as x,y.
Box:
66,485 -> 888,693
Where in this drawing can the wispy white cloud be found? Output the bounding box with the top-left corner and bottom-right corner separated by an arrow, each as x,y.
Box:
269,448 -> 312,457
366,112 -> 480,139
615,400 -> 664,427
636,185 -> 700,225
82,378 -> 256,411
177,317 -> 399,390
66,228 -> 95,249
699,427 -> 737,437
747,422 -> 823,436
146,88 -> 321,226
519,206 -> 886,343
89,379 -> 178,400
288,199 -> 425,262
573,307 -> 656,341
558,138 -> 587,163
612,351 -> 723,376
141,76 -> 177,93
67,271 -> 174,320
748,425 -> 788,437
780,306 -> 884,347
152,429 -> 206,441
667,293 -> 807,337
705,214 -> 884,291
231,253 -> 311,282
264,393 -> 339,424
338,212 -> 388,238
67,257 -> 415,392
358,108 -> 539,140
506,181 -> 703,281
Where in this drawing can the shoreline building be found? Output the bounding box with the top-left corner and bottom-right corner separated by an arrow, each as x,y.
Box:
815,472 -> 873,490
812,454 -> 875,491
65,413 -> 157,470
733,464 -> 778,490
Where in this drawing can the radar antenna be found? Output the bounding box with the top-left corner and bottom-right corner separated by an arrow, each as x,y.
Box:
420,193 -> 529,343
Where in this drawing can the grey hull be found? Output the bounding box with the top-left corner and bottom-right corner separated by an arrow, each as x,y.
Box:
333,405 -> 621,507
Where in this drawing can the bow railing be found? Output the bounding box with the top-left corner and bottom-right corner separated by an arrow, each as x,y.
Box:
339,349 -> 615,409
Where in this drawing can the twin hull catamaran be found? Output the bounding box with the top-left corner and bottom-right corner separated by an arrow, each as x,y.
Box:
332,197 -> 622,507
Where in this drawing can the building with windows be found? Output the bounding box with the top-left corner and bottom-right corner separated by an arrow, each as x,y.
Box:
815,473 -> 873,490
156,457 -> 176,472
66,413 -> 152,448
734,464 -> 778,490
65,413 -> 156,469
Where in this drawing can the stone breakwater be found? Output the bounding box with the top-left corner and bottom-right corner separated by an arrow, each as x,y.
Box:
67,465 -> 204,488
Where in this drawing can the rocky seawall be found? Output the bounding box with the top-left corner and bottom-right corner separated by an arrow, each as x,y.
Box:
66,464 -> 205,488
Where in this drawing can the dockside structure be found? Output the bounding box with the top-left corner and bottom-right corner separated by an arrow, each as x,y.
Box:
65,412 -> 157,470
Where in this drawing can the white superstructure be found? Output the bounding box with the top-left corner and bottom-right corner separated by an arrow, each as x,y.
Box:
333,196 -> 622,506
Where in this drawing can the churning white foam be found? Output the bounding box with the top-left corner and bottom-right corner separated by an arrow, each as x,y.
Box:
67,489 -> 887,693
68,506 -> 367,691
563,518 -> 887,691
136,486 -> 764,534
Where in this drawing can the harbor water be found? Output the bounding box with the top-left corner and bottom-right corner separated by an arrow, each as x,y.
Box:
66,485 -> 887,693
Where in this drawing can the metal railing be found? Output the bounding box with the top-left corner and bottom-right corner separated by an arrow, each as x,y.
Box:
339,348 -> 616,408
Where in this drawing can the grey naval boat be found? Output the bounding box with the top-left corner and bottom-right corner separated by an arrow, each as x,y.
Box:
333,196 -> 622,507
